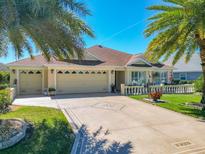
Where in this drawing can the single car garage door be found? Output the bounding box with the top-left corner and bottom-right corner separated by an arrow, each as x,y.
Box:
56,70 -> 108,94
19,70 -> 42,95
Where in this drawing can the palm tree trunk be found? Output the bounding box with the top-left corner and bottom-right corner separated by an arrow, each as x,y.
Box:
200,48 -> 205,104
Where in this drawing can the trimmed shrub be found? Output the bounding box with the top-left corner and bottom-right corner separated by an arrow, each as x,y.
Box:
0,71 -> 9,90
0,71 -> 9,83
173,80 -> 194,85
0,89 -> 11,114
194,75 -> 204,92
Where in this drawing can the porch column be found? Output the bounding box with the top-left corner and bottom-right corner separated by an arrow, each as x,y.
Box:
149,71 -> 153,83
168,71 -> 173,84
146,71 -> 149,83
42,69 -> 45,94
16,69 -> 20,95
108,70 -> 112,92
54,69 -> 57,90
125,70 -> 131,85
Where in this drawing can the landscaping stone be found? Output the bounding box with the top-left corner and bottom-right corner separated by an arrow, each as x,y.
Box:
143,98 -> 166,103
0,119 -> 27,150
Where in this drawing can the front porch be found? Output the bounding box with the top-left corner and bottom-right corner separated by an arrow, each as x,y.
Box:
115,69 -> 173,92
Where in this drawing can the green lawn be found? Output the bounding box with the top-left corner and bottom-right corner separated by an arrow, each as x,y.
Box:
130,94 -> 205,118
0,106 -> 74,154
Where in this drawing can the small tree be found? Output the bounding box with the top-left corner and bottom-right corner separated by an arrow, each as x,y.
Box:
194,75 -> 204,92
145,0 -> 205,104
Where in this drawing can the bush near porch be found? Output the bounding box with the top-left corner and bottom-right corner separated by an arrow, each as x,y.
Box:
194,75 -> 204,92
0,71 -> 9,90
130,94 -> 205,119
0,89 -> 11,113
0,106 -> 74,154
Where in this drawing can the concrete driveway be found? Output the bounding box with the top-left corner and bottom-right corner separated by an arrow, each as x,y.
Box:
14,93 -> 205,154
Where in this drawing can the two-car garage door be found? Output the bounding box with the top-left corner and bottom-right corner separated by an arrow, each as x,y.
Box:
19,70 -> 108,95
56,70 -> 108,94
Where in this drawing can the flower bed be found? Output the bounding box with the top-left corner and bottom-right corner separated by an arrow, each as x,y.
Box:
149,91 -> 162,101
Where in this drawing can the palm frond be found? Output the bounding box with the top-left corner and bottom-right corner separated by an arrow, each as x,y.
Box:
145,0 -> 204,65
0,0 -> 93,60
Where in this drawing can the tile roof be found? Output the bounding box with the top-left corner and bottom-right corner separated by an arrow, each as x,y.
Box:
87,45 -> 132,66
7,45 -> 172,69
0,63 -> 8,71
164,53 -> 202,72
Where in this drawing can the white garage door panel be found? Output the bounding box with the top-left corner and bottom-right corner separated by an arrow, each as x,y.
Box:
57,74 -> 108,94
20,74 -> 42,95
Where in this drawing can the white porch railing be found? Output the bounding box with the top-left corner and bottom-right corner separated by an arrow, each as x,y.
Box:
121,84 -> 195,95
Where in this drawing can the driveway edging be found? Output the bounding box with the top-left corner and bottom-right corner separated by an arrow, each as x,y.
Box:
61,108 -> 82,154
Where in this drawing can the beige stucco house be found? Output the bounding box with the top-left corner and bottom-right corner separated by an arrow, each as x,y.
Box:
8,45 -> 173,95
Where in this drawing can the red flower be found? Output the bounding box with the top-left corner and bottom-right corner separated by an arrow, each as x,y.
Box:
149,91 -> 162,101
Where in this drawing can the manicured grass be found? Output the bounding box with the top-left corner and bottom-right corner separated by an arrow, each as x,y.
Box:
130,94 -> 205,118
0,106 -> 74,154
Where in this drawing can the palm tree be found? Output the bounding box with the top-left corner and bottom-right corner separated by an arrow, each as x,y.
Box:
0,0 -> 93,60
145,0 -> 205,104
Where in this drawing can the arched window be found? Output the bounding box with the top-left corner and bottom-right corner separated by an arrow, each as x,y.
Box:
72,71 -> 76,74
91,71 -> 95,74
28,71 -> 34,74
97,71 -> 101,74
21,71 -> 27,74
65,71 -> 70,74
103,71 -> 106,74
57,71 -> 63,74
85,71 -> 89,74
79,71 -> 83,74
36,71 -> 41,74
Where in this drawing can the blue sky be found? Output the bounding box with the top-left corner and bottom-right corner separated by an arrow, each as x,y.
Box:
0,0 -> 161,64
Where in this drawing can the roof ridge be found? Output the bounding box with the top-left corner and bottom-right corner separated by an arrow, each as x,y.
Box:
88,45 -> 132,56
7,54 -> 42,65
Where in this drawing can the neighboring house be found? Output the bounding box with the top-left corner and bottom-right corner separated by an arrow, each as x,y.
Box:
0,63 -> 8,71
164,53 -> 202,81
8,45 -> 173,95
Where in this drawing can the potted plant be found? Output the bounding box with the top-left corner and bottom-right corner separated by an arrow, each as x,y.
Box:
48,88 -> 56,96
149,91 -> 162,102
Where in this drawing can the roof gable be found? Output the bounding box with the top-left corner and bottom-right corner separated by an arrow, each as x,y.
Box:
126,56 -> 152,67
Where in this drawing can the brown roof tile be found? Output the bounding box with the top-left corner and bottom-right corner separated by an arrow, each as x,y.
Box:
7,45 -> 172,69
87,45 -> 132,66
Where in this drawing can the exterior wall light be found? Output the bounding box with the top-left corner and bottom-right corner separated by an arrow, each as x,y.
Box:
12,69 -> 16,74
